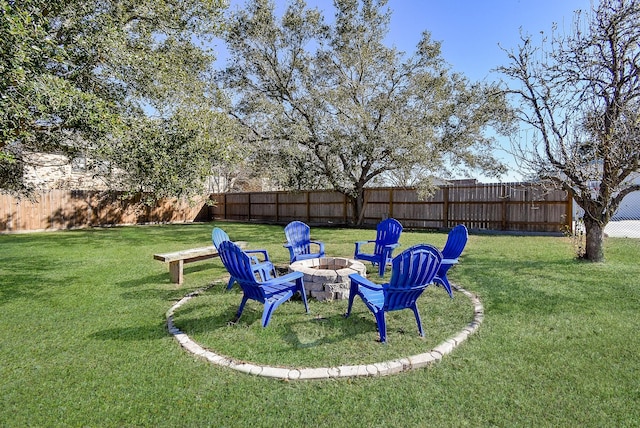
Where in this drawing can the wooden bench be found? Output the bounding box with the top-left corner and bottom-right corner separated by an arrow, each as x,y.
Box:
153,242 -> 247,285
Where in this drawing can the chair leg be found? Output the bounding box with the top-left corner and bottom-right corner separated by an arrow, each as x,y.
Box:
435,275 -> 454,299
411,304 -> 425,337
377,261 -> 386,277
260,290 -> 294,327
261,302 -> 276,327
235,295 -> 250,321
345,281 -> 359,317
374,311 -> 387,343
226,277 -> 235,290
297,278 -> 309,313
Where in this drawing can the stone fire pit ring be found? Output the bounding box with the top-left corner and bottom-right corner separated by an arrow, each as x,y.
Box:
289,257 -> 366,301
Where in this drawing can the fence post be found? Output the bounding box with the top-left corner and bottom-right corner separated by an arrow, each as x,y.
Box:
442,186 -> 449,229
389,188 -> 394,218
501,185 -> 508,231
565,188 -> 574,233
343,194 -> 347,224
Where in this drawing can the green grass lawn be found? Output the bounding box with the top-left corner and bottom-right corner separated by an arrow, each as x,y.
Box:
1,221 -> 639,427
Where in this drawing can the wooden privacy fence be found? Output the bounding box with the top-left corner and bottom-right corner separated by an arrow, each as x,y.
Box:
0,190 -> 210,233
210,182 -> 573,233
1,182 -> 572,234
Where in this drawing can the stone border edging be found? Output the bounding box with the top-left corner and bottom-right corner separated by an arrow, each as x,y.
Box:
166,285 -> 483,380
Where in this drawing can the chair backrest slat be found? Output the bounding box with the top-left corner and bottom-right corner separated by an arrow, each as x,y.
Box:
212,227 -> 230,250
284,221 -> 311,255
441,224 -> 468,260
386,244 -> 442,311
218,241 -> 258,283
373,218 -> 403,256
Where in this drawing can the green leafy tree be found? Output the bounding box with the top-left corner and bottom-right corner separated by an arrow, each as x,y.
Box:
222,0 -> 513,224
1,0 -> 230,199
499,0 -> 640,262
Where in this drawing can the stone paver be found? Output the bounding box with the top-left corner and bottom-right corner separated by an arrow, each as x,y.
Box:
166,283 -> 483,380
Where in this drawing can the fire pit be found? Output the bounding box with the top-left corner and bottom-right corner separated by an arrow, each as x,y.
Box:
289,257 -> 367,301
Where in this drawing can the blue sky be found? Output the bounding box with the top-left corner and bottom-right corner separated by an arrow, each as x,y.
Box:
222,0 -> 595,181
382,0 -> 592,82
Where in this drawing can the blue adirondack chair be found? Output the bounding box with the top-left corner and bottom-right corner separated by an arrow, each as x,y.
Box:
345,244 -> 443,343
217,240 -> 309,327
434,224 -> 468,298
212,227 -> 275,289
283,221 -> 325,263
353,218 -> 403,277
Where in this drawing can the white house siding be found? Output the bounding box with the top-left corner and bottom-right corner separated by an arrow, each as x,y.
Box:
573,174 -> 640,219
611,189 -> 640,220
571,173 -> 640,238
612,173 -> 640,220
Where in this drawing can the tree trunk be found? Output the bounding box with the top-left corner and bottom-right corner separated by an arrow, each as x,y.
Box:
583,216 -> 605,262
349,191 -> 366,226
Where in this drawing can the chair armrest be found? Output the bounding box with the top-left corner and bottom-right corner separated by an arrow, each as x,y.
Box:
441,258 -> 459,266
282,243 -> 296,259
245,249 -> 270,262
252,261 -> 275,281
349,273 -> 385,291
262,270 -> 303,286
310,240 -> 325,253
354,240 -> 375,254
380,243 -> 400,260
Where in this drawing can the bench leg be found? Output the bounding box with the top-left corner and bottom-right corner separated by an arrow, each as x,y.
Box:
169,260 -> 184,284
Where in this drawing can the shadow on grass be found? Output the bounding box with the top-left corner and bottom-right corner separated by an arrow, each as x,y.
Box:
0,255 -> 81,305
119,287 -> 204,303
0,272 -> 51,304
116,273 -> 169,288
173,300 -> 383,355
173,285 -> 402,347
174,303 -> 258,333
182,263 -> 224,277
89,321 -> 169,341
281,311 -> 378,349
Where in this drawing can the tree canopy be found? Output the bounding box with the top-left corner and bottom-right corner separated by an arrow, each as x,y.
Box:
499,0 -> 640,262
222,0 -> 513,224
1,0 -> 230,199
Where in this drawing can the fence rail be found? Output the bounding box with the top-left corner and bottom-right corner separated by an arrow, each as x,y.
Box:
210,182 -> 573,234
